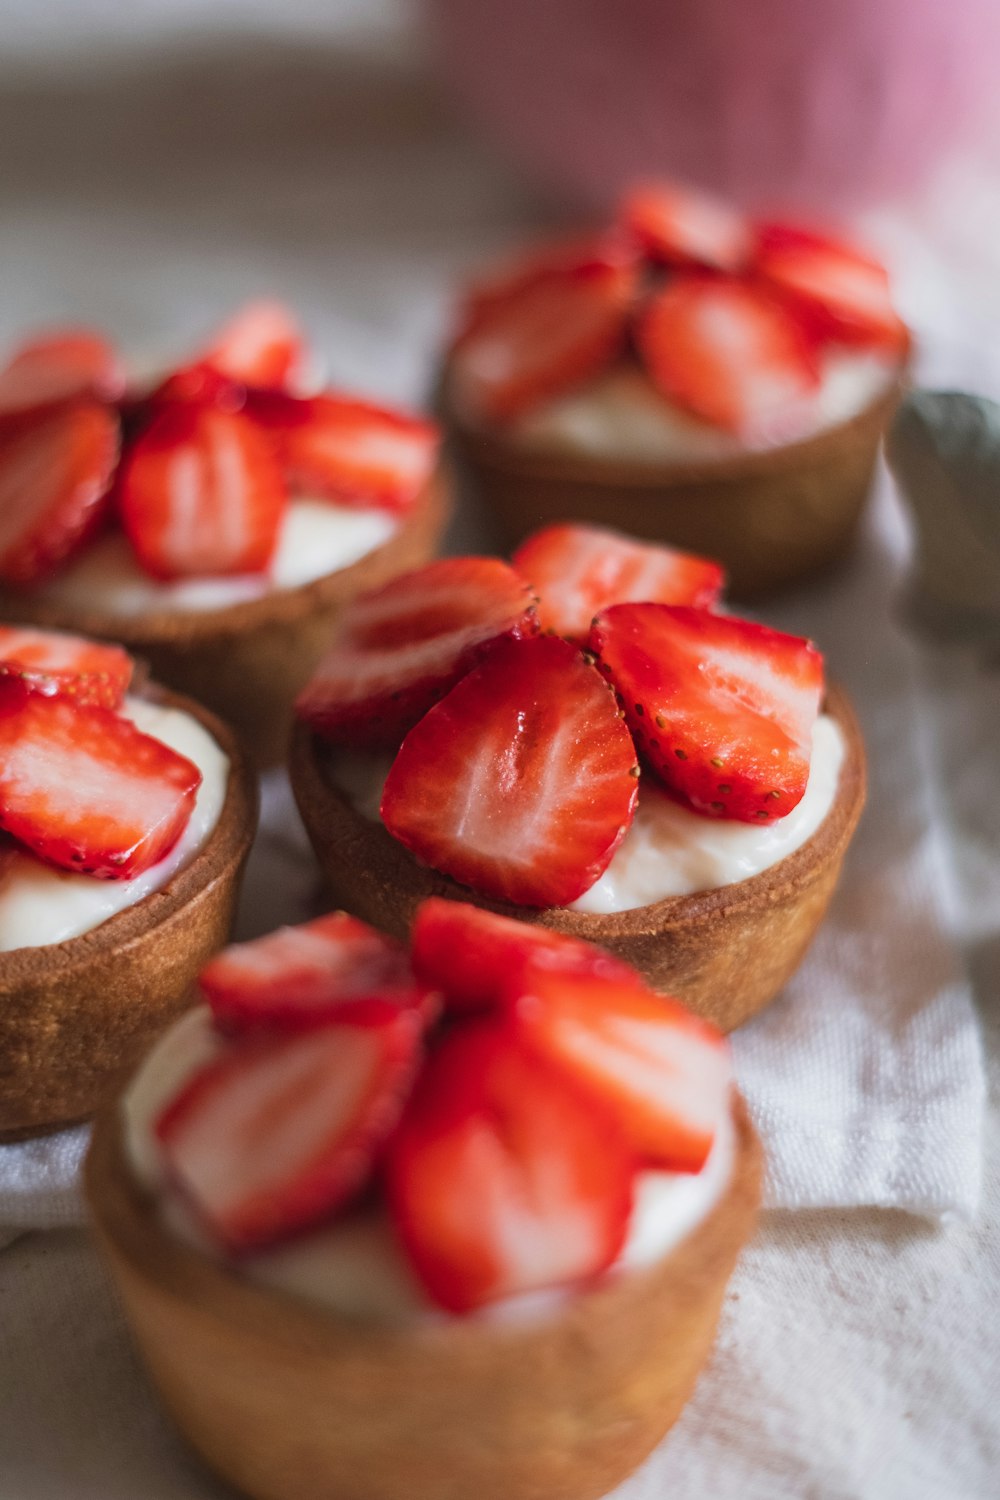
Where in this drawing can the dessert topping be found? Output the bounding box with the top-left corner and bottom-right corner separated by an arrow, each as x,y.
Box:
0,625 -> 133,709
0,329 -> 125,425
621,182 -> 751,273
194,298 -> 306,390
754,223 -> 909,353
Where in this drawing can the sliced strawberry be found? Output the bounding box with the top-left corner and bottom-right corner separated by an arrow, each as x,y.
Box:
0,329 -> 125,425
512,523 -> 725,642
753,223 -> 907,352
196,299 -> 305,389
636,273 -> 820,435
0,680 -> 201,878
384,1020 -> 633,1312
201,912 -> 433,1034
0,626 -> 132,710
620,182 -> 751,273
146,362 -> 248,413
589,603 -> 823,822
410,898 -> 635,1014
510,966 -> 731,1171
381,635 -> 639,908
156,1005 -> 422,1254
296,557 -> 539,750
0,400 -> 120,586
117,403 -> 286,579
449,258 -> 637,425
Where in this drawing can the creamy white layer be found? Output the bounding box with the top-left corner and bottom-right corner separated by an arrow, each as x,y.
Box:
0,696 -> 229,952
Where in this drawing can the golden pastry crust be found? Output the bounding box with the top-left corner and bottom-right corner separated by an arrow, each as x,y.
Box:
0,686 -> 257,1139
85,1089 -> 762,1500
288,683 -> 865,1032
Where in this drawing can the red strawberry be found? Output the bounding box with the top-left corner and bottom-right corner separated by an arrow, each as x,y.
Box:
512,523 -> 725,642
296,557 -> 539,750
636,273 -> 820,435
380,635 -> 639,908
0,626 -> 133,710
753,223 -> 908,352
510,966 -> 731,1171
0,400 -> 120,586
384,1020 -> 633,1312
0,329 -> 125,424
156,1005 -> 422,1254
448,259 -> 637,425
410,898 -> 634,1014
201,912 -> 434,1034
250,391 -> 439,513
145,362 -> 248,414
589,603 -> 823,822
196,299 -> 305,389
620,182 -> 751,273
0,680 -> 201,878
118,403 -> 286,579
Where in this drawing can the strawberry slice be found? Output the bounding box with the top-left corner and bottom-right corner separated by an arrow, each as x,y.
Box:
118,403 -> 286,579
0,679 -> 201,878
250,391 -> 439,513
620,182 -> 751,273
410,898 -> 634,1014
380,635 -> 639,908
512,523 -> 725,641
196,299 -> 305,390
384,1020 -> 633,1312
589,603 -> 823,822
0,400 -> 120,586
296,557 -> 539,750
0,329 -> 125,425
201,912 -> 434,1035
156,1005 -> 422,1254
0,626 -> 133,710
448,259 -> 637,425
753,223 -> 907,352
636,273 -> 820,435
510,966 -> 731,1171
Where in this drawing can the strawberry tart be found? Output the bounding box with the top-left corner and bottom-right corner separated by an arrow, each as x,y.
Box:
441,181 -> 910,596
0,303 -> 450,764
85,902 -> 762,1500
0,626 -> 256,1138
289,526 -> 866,1030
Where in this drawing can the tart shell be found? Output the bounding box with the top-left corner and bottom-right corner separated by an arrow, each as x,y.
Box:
85,1090 -> 761,1500
0,468 -> 452,767
288,683 -> 866,1033
0,686 -> 257,1140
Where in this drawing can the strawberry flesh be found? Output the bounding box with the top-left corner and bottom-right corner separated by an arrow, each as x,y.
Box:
380,635 -> 639,908
589,603 -> 823,822
296,556 -> 539,750
0,330 -> 125,425
620,182 -> 751,273
0,626 -> 133,710
512,522 -> 725,642
753,223 -> 907,353
196,299 -> 305,390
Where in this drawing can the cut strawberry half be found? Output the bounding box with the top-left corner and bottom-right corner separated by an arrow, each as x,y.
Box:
636,273 -> 820,435
250,391 -> 439,513
201,912 -> 434,1035
512,523 -> 725,642
296,557 -> 539,750
118,403 -> 287,579
510,966 -> 731,1171
145,362 -> 248,414
410,898 -> 634,1014
380,635 -> 639,908
0,626 -> 133,710
0,329 -> 125,425
0,681 -> 201,878
620,182 -> 751,273
384,1020 -> 633,1312
156,1005 -> 422,1254
0,400 -> 120,586
753,223 -> 908,352
196,299 -> 305,390
449,258 -> 637,425
589,603 -> 823,822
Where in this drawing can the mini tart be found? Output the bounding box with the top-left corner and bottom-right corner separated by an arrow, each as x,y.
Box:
443,381 -> 903,599
0,687 -> 257,1140
0,468 -> 452,768
85,1088 -> 761,1500
289,683 -> 865,1033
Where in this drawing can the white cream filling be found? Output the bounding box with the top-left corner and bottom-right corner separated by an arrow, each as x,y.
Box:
0,696 -> 229,952
28,500 -> 397,617
122,1005 -> 735,1326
